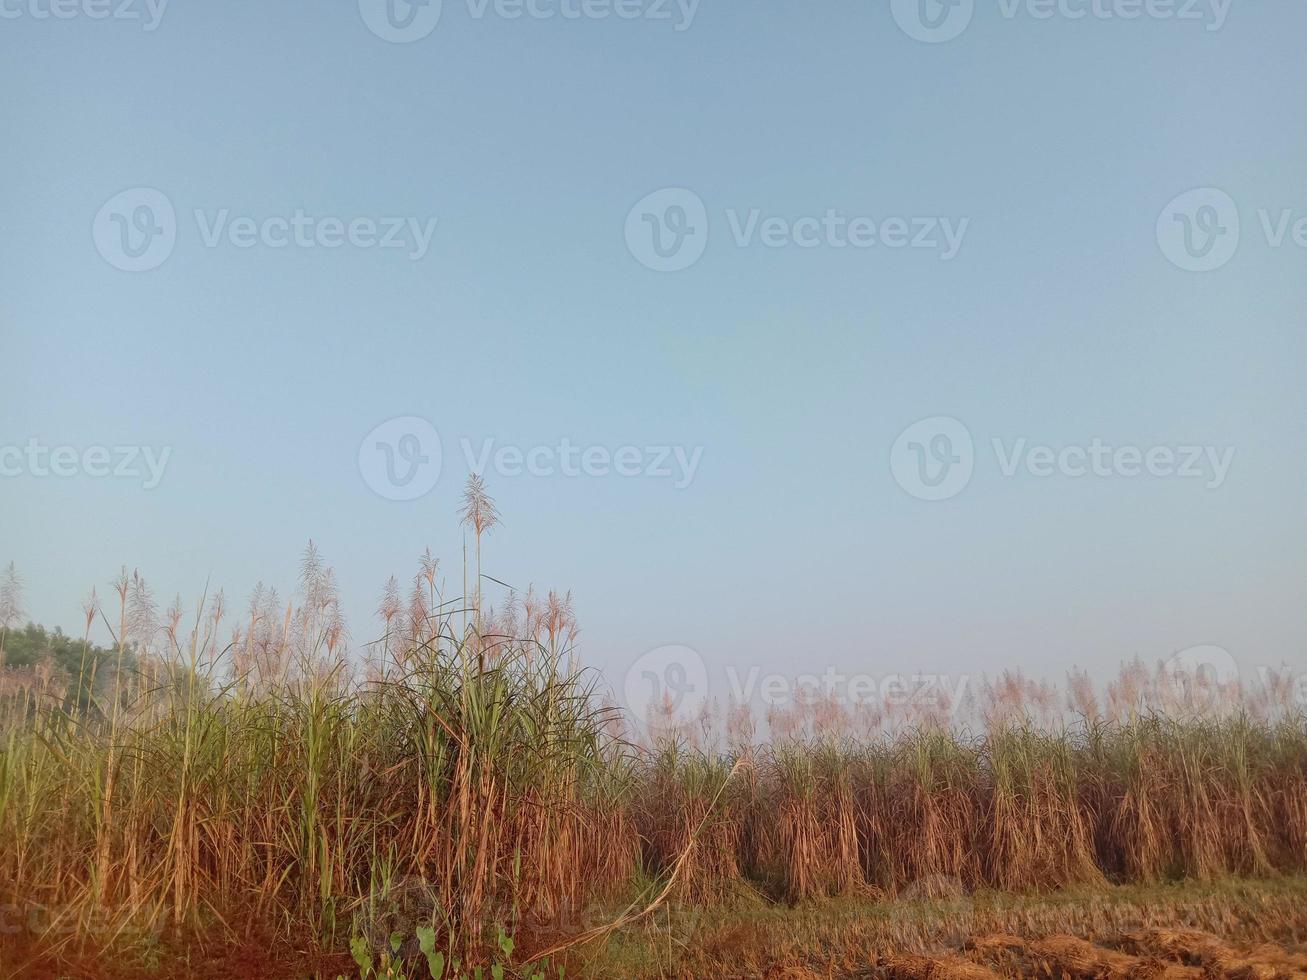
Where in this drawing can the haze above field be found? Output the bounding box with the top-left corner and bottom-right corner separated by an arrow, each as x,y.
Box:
2,1 -> 1305,694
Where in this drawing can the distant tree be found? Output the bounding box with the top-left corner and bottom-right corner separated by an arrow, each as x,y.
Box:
0,561 -> 25,669
0,621 -> 127,715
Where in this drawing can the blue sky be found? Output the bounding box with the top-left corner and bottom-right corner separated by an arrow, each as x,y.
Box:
2,0 -> 1304,707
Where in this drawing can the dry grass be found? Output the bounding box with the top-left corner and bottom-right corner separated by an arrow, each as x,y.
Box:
1118,928 -> 1307,979
0,484 -> 640,972
577,877 -> 1307,979
3,483 -> 1307,974
881,952 -> 1003,979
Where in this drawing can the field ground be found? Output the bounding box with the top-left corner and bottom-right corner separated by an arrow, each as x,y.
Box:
4,875 -> 1307,978
576,876 -> 1307,979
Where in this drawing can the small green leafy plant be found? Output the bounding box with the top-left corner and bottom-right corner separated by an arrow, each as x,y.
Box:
339,925 -> 562,980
